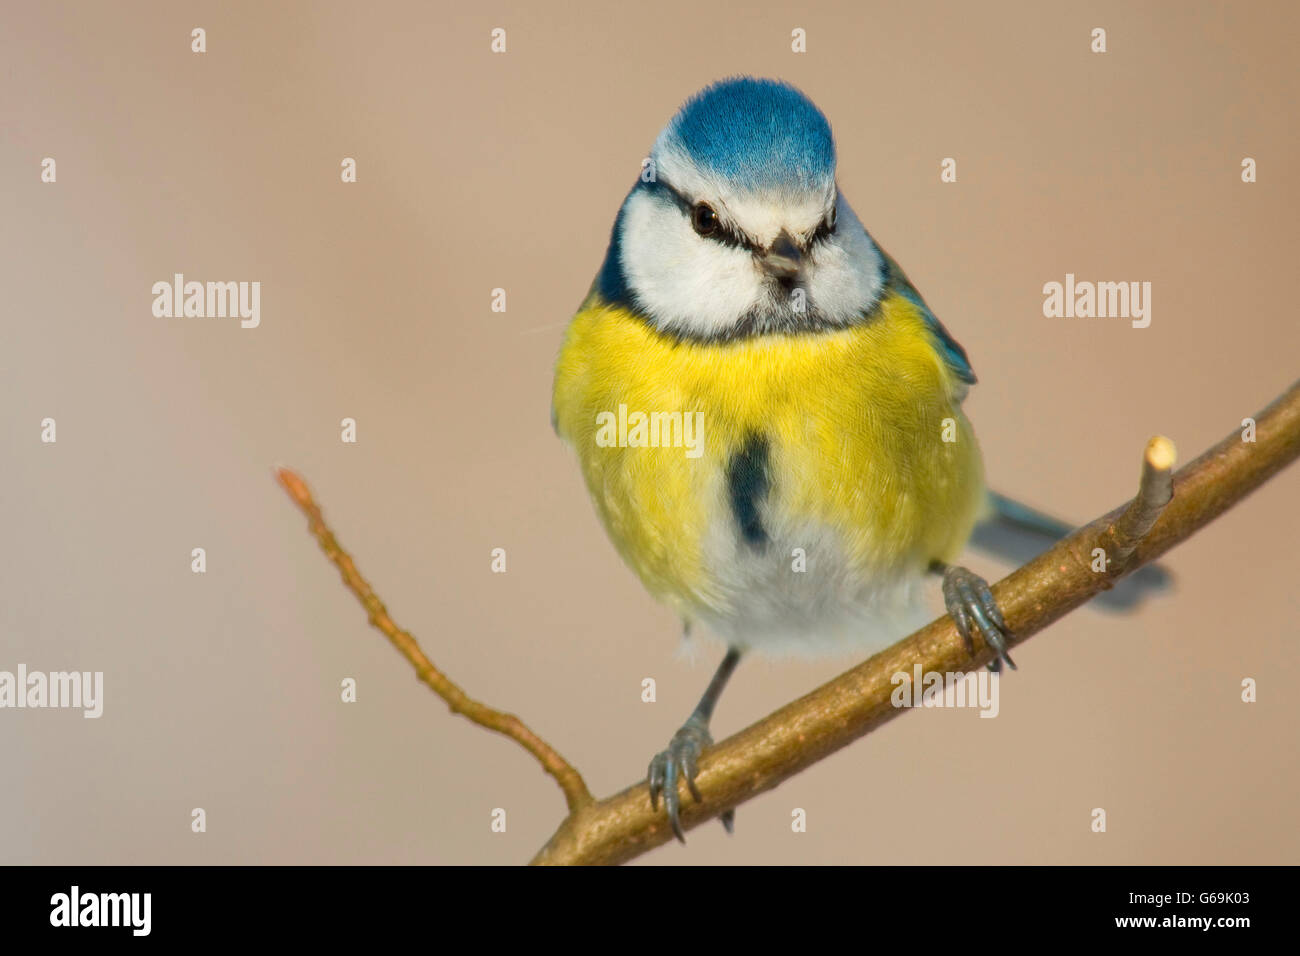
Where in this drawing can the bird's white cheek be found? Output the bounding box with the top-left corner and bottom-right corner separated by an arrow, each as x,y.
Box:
806,213 -> 884,323
619,192 -> 764,337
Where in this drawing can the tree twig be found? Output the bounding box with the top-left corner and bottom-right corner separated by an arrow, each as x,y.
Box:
531,380 -> 1300,864
275,467 -> 594,813
1100,435 -> 1176,571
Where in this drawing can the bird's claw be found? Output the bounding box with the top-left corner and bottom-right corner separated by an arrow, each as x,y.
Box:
647,718 -> 714,842
942,565 -> 1016,672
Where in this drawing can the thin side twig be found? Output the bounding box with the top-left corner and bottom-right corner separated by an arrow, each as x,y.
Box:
275,467 -> 594,813
1101,435 -> 1177,571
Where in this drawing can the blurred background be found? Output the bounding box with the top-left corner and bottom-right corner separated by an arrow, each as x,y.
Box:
1,0 -> 1297,865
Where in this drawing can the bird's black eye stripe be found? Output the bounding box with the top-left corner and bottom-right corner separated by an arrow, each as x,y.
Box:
809,211 -> 837,246
642,178 -> 760,253
706,220 -> 752,251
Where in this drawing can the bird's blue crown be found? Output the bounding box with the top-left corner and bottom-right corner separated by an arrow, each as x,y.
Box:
655,77 -> 836,191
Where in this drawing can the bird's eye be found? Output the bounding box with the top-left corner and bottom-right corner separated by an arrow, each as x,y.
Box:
691,202 -> 719,236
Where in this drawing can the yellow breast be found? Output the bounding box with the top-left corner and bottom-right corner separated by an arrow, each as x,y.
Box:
552,291 -> 985,625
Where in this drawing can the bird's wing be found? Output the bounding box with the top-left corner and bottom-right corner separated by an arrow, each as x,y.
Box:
877,249 -> 977,387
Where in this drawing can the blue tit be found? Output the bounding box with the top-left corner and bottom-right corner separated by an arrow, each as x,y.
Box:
552,76 -> 1164,841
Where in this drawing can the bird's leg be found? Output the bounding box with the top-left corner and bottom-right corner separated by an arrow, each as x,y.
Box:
930,561 -> 1015,673
647,646 -> 742,842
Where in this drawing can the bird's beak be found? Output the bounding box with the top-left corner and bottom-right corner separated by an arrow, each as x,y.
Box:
761,231 -> 803,280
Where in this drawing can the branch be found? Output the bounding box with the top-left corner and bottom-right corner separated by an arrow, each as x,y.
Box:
275,467 -> 594,813
531,380 -> 1300,865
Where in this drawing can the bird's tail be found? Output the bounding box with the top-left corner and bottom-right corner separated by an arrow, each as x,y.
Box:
970,490 -> 1172,611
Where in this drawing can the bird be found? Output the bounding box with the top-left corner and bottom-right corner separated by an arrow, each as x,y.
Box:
551,76 -> 1166,842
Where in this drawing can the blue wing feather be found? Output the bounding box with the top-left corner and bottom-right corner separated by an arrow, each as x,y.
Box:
878,250 -> 976,386
909,292 -> 977,386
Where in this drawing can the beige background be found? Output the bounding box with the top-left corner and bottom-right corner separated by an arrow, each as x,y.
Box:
2,0 -> 1297,865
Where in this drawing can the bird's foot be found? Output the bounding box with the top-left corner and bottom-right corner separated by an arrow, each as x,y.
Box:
647,717 -> 733,841
941,565 -> 1016,672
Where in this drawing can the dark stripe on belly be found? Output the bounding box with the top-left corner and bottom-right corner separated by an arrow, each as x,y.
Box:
726,434 -> 771,549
